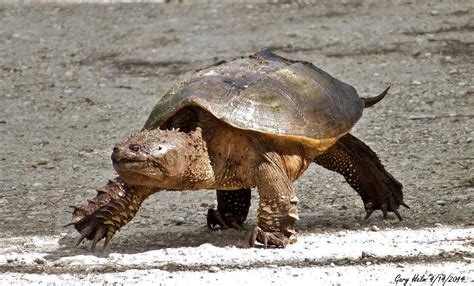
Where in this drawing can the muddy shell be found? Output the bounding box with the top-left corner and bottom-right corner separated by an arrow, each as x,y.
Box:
144,50 -> 364,147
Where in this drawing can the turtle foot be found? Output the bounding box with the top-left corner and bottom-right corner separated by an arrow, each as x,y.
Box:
248,226 -> 295,248
359,162 -> 408,221
65,178 -> 148,251
314,133 -> 408,221
364,198 -> 410,221
207,208 -> 244,230
69,208 -> 117,251
208,189 -> 251,230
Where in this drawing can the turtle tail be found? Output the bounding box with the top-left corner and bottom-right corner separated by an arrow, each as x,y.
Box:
362,86 -> 390,108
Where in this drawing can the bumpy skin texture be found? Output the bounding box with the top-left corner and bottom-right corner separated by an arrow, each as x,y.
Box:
209,134 -> 405,228
70,178 -> 154,250
250,155 -> 300,247
314,133 -> 407,219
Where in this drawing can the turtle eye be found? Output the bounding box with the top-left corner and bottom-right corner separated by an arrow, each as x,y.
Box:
129,144 -> 140,152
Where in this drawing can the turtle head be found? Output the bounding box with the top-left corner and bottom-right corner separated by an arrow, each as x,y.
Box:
111,128 -> 213,188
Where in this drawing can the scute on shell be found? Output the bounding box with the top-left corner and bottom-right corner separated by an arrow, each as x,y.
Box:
144,50 -> 364,146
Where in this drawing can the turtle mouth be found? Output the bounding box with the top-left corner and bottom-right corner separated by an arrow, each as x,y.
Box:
113,159 -> 167,187
112,159 -> 154,182
111,145 -> 168,181
112,156 -> 165,175
112,158 -> 146,164
111,146 -> 147,165
112,158 -> 150,172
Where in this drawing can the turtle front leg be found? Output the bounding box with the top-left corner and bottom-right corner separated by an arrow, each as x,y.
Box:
314,133 -> 408,220
249,158 -> 299,248
67,177 -> 155,250
207,189 -> 251,230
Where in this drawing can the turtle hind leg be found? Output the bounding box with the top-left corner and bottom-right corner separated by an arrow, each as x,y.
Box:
67,177 -> 154,251
314,133 -> 407,220
207,189 -> 251,230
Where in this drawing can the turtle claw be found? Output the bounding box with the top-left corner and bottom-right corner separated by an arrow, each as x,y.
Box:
248,226 -> 289,248
228,220 -> 244,231
365,208 -> 403,221
103,232 -> 114,250
63,221 -> 76,228
400,202 -> 410,209
393,209 -> 403,221
249,226 -> 268,248
207,209 -> 244,231
69,204 -> 120,251
207,209 -> 229,229
90,227 -> 106,251
261,230 -> 269,249
73,221 -> 116,251
75,226 -> 93,247
364,209 -> 374,220
248,226 -> 258,248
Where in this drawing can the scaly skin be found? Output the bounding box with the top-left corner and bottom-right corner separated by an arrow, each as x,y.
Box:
209,134 -> 408,231
69,108 -> 407,250
70,118 -> 314,249
314,133 -> 409,220
69,177 -> 155,250
249,154 -> 300,247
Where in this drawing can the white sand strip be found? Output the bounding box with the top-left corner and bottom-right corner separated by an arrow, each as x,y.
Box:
0,262 -> 472,286
2,227 -> 472,269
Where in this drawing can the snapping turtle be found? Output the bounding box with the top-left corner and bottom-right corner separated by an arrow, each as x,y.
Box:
69,50 -> 407,249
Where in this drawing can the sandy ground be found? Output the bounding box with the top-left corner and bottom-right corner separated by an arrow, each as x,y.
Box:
1,227 -> 473,285
0,0 -> 473,284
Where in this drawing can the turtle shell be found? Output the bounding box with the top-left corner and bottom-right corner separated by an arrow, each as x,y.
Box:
144,50 -> 364,148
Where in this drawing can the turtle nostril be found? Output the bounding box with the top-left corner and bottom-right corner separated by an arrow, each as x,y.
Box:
129,144 -> 140,152
113,147 -> 120,153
